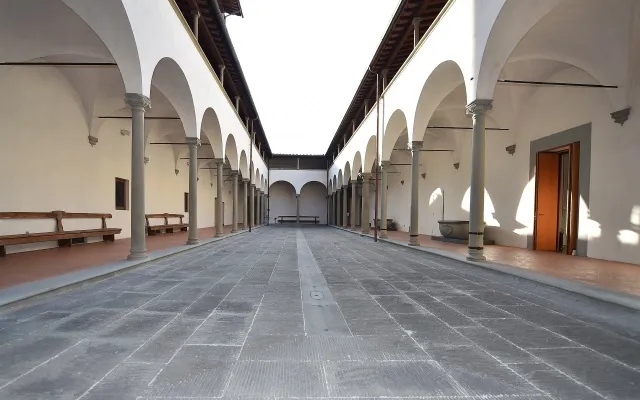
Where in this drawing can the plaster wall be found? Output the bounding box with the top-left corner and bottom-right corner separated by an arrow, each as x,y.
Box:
269,181 -> 297,223
269,169 -> 327,194
300,182 -> 328,225
0,66 -> 220,254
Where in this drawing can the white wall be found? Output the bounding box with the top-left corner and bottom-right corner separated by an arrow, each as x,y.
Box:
269,169 -> 327,194
0,66 -> 219,254
300,182 -> 328,224
269,181 -> 297,223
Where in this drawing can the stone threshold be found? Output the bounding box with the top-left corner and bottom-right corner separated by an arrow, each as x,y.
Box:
331,225 -> 640,311
0,225 -> 266,310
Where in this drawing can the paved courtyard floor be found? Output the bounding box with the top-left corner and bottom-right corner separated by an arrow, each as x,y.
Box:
0,226 -> 639,399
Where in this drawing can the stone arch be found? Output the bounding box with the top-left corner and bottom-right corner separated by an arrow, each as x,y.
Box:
382,109 -> 408,161
224,134 -> 239,171
200,108 -> 223,158
337,170 -> 344,188
150,57 -> 197,139
363,135 -> 377,173
270,180 -> 297,220
343,161 -> 352,185
352,151 -> 363,179
239,150 -> 248,178
413,60 -> 466,146
300,181 -> 328,224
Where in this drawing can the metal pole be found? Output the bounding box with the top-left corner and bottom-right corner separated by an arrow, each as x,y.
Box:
374,72 -> 380,242
248,120 -> 254,232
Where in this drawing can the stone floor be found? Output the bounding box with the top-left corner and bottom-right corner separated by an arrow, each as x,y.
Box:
1,226 -> 639,399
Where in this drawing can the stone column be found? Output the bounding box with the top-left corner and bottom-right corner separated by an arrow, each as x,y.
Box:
362,174 -> 371,234
380,161 -> 390,238
350,180 -> 357,229
186,137 -> 200,245
231,171 -> 238,233
409,141 -> 422,246
242,179 -> 249,230
337,189 -> 342,226
466,100 -> 493,261
125,93 -> 150,260
342,185 -> 348,228
296,194 -> 301,223
215,159 -> 224,237
250,184 -> 255,228
258,191 -> 263,226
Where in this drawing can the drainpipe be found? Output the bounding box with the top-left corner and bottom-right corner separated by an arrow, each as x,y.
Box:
326,159 -> 329,225
248,119 -> 254,232
267,157 -> 270,225
374,71 -> 380,242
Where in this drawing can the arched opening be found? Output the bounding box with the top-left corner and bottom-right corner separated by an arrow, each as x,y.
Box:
269,180 -> 297,223
300,181 -> 328,225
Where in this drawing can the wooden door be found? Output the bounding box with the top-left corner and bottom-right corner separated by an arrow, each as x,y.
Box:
534,152 -> 561,251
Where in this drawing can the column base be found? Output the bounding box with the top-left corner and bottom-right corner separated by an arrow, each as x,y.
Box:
231,229 -> 238,233
380,229 -> 388,239
127,251 -> 148,260
408,235 -> 420,246
216,233 -> 224,237
186,238 -> 199,245
466,249 -> 486,261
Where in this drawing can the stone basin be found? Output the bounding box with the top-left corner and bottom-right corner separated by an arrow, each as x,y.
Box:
438,220 -> 470,240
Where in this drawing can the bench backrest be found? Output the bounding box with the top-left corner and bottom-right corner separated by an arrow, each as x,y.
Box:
0,211 -> 113,232
145,213 -> 185,226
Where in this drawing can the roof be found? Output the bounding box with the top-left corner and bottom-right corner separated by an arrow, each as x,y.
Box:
175,0 -> 272,157
324,0 -> 448,159
217,0 -> 243,17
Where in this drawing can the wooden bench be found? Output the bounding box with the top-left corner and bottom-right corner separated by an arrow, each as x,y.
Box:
278,215 -> 319,224
0,211 -> 121,257
145,213 -> 188,235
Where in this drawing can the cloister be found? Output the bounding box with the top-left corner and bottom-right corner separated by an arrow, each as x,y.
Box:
0,0 -> 639,399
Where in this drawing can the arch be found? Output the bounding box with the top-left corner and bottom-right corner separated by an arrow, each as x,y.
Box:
352,152 -> 363,179
343,161 -> 352,185
475,0 -> 562,100
337,170 -> 344,188
382,109 -> 408,161
254,167 -> 260,186
413,60 -> 466,146
269,180 -> 297,221
260,174 -> 265,191
269,180 -> 295,192
363,135 -> 378,173
239,150 -> 248,178
224,134 -> 239,171
200,107 -> 224,158
300,181 -> 328,224
332,175 -> 337,193
150,57 -> 197,140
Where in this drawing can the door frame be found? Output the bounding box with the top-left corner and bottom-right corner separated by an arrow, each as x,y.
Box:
528,123 -> 592,256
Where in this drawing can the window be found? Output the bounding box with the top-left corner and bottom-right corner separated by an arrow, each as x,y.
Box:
184,192 -> 189,213
115,178 -> 129,210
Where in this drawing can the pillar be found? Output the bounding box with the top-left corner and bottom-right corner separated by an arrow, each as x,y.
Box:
296,194 -> 301,223
125,93 -> 150,260
350,180 -> 357,229
331,193 -> 335,225
215,159 -> 224,237
342,185 -> 348,228
258,191 -> 263,226
250,184 -> 255,228
242,179 -> 249,230
338,189 -> 343,226
186,137 -> 200,245
362,174 -> 371,234
409,141 -> 422,246
466,100 -> 493,261
231,171 -> 238,233
380,161 -> 389,238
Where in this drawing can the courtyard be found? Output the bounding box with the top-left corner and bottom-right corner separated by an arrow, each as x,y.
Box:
0,226 -> 638,399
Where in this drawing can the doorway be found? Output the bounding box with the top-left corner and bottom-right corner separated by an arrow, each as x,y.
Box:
534,142 -> 580,254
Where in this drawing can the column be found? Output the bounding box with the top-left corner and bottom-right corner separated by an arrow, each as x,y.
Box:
380,161 -> 389,238
331,193 -> 336,225
215,159 -> 224,237
327,195 -> 331,225
362,174 -> 371,234
409,141 -> 422,245
250,184 -> 255,228
296,194 -> 301,223
337,189 -> 343,226
350,180 -> 357,229
258,191 -> 263,226
231,171 -> 238,232
466,100 -> 493,261
356,185 -> 361,227
342,185 -> 348,228
125,93 -> 150,260
242,179 -> 249,230
186,137 -> 200,245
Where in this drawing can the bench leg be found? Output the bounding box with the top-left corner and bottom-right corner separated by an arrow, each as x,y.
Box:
180,227 -> 188,232
166,228 -> 174,233
0,246 -> 5,257
57,239 -> 72,247
103,234 -> 115,242
148,229 -> 157,236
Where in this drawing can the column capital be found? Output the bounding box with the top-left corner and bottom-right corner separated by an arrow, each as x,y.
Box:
250,183 -> 256,188
229,170 -> 239,176
361,172 -> 372,179
343,184 -> 349,189
212,158 -> 224,165
185,137 -> 201,147
125,93 -> 151,111
410,141 -> 423,150
381,160 -> 391,168
296,194 -> 300,198
242,178 -> 250,183
466,99 -> 493,115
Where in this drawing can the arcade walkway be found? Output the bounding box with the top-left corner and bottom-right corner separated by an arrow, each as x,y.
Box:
0,226 -> 638,399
